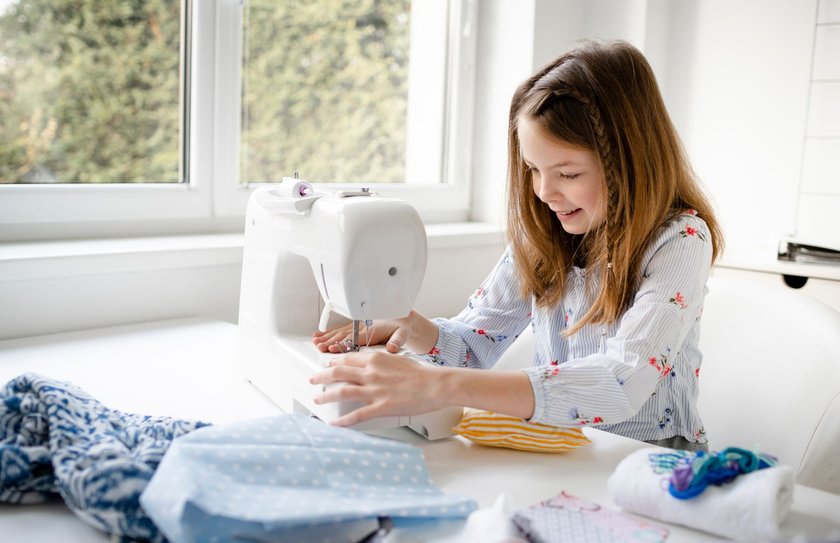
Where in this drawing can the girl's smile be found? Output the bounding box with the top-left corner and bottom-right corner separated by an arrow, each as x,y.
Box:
555,208 -> 582,221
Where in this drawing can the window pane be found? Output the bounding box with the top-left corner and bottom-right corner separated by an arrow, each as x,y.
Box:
0,0 -> 183,184
240,0 -> 411,184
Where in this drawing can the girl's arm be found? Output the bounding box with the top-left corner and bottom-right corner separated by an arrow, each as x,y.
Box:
423,246 -> 532,369
310,351 -> 535,427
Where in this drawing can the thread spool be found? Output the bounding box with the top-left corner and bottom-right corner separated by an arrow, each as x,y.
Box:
277,178 -> 314,198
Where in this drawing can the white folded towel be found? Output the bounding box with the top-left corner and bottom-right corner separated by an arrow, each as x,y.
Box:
607,447 -> 794,541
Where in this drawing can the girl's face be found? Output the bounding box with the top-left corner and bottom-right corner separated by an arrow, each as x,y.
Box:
518,116 -> 607,235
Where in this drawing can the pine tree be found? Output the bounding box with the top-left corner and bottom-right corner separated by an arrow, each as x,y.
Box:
0,0 -> 410,185
0,0 -> 181,183
240,0 -> 410,183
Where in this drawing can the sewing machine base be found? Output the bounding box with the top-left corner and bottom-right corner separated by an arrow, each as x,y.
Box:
241,332 -> 463,440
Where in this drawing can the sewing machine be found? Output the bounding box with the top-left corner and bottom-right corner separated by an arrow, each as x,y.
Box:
238,177 -> 463,439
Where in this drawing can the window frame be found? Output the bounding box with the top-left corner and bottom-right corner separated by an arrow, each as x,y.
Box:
0,0 -> 478,240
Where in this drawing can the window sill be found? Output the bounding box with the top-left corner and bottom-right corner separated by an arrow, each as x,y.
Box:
0,222 -> 505,275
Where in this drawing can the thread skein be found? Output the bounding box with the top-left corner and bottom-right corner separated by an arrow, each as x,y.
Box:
649,447 -> 778,499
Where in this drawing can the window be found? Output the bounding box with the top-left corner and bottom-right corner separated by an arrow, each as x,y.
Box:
0,0 -> 477,240
240,0 -> 412,185
0,1 -> 185,185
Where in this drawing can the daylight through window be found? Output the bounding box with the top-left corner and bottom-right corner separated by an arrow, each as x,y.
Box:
0,0 -> 185,184
240,0 -> 413,185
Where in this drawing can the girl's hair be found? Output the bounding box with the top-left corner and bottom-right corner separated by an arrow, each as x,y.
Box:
506,40 -> 723,335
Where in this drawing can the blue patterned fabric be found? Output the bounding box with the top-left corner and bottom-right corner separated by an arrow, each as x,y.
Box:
0,373 -> 209,542
141,414 -> 478,543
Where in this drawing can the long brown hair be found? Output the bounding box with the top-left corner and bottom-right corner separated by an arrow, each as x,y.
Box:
506,40 -> 723,335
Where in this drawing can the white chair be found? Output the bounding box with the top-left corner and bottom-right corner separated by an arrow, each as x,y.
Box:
494,274 -> 840,494
698,275 -> 840,494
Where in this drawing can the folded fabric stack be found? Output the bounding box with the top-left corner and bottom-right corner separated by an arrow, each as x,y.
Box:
0,373 -> 209,542
607,447 -> 794,541
140,414 -> 478,543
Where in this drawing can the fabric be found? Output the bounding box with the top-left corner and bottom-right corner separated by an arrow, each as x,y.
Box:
645,435 -> 708,453
140,414 -> 477,543
0,373 -> 208,542
512,491 -> 669,543
422,212 -> 711,445
452,408 -> 591,452
607,447 -> 794,541
388,494 -> 520,543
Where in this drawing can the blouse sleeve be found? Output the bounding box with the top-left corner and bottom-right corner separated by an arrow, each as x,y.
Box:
523,214 -> 714,427
421,246 -> 532,369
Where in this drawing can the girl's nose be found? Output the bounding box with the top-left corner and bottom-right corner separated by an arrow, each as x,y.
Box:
537,179 -> 562,204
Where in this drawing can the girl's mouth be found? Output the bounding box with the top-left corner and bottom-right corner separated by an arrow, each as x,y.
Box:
556,208 -> 582,221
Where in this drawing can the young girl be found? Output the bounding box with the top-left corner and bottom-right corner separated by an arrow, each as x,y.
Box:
311,40 -> 723,451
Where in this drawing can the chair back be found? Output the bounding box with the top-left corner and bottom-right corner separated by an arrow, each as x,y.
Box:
698,275 -> 840,494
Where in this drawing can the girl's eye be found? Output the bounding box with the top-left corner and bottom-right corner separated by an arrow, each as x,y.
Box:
558,172 -> 580,180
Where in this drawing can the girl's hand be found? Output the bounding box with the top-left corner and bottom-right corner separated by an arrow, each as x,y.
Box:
309,351 -> 447,427
311,310 -> 438,355
312,319 -> 399,353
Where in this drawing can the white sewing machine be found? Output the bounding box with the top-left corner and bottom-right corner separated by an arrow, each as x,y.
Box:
238,177 -> 463,439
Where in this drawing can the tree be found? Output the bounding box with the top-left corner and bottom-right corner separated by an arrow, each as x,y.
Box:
241,0 -> 410,183
0,0 -> 181,183
0,0 -> 411,185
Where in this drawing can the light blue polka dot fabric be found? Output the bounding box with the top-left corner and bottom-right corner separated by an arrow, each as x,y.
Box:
139,414 -> 477,543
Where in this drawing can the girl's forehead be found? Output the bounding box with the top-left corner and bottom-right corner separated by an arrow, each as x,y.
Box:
518,117 -> 593,162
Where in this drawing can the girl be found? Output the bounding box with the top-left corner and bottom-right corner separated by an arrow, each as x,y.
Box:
311,40 -> 723,451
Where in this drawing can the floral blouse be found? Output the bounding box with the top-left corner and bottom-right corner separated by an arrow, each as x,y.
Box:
422,211 -> 713,444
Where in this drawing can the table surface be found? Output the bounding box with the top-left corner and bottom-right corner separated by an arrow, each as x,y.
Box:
1,318 -> 839,542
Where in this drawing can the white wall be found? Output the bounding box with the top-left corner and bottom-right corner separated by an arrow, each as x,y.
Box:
663,1 -> 819,268
799,3 -> 840,250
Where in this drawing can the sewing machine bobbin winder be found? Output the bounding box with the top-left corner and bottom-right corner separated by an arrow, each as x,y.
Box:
238,176 -> 463,439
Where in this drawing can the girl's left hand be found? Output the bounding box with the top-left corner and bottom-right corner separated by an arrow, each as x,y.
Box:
309,351 -> 447,427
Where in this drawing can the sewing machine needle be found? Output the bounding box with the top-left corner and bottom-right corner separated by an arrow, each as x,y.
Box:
352,320 -> 361,352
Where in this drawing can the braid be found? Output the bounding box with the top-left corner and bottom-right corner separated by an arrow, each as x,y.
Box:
551,85 -> 621,294
551,85 -> 618,220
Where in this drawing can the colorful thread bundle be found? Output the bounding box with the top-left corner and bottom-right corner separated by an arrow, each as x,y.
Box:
649,447 -> 778,499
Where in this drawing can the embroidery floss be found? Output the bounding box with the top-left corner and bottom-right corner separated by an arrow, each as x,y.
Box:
649,447 -> 778,499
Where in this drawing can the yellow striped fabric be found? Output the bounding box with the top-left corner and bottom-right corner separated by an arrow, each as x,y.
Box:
452,409 -> 591,452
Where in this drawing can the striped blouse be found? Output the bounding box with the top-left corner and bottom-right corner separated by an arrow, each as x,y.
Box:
423,211 -> 713,444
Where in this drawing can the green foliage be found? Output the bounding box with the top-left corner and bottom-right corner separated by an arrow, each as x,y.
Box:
241,0 -> 410,184
0,0 -> 411,185
0,0 -> 181,183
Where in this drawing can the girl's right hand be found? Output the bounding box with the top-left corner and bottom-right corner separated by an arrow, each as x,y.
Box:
311,310 -> 438,355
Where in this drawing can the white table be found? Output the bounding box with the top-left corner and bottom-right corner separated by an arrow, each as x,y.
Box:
1,318 -> 838,542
